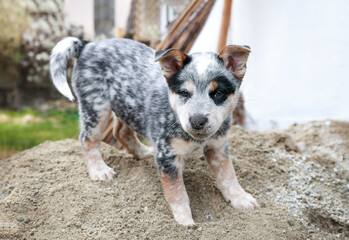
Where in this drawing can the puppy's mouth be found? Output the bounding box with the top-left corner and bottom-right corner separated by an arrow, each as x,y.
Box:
185,127 -> 215,140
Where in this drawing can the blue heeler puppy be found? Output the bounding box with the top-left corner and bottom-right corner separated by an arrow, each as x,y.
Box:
50,37 -> 259,225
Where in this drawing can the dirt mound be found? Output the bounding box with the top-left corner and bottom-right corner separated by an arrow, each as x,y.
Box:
0,121 -> 348,239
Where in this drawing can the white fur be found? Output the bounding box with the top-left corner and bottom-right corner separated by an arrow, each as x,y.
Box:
170,138 -> 201,156
50,37 -> 81,101
194,55 -> 212,75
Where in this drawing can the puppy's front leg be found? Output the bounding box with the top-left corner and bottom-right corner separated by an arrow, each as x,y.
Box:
158,155 -> 194,225
204,137 -> 259,210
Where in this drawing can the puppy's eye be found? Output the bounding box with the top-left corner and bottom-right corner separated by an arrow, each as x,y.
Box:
213,89 -> 225,98
178,90 -> 190,98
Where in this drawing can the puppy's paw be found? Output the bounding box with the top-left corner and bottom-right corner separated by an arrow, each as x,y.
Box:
171,206 -> 195,226
137,146 -> 154,160
87,162 -> 116,181
174,215 -> 195,226
229,192 -> 259,210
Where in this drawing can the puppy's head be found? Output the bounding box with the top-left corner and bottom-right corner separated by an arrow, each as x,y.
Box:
155,45 -> 250,140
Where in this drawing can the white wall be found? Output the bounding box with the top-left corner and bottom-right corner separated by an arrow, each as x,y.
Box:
192,0 -> 349,130
64,0 -> 131,39
64,0 -> 94,39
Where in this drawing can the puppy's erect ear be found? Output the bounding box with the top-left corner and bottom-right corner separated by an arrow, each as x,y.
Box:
155,49 -> 187,80
218,45 -> 251,81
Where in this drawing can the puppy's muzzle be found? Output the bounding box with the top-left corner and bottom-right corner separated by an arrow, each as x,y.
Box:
189,114 -> 208,130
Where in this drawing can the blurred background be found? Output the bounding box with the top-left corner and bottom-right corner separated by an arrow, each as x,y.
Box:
0,0 -> 348,158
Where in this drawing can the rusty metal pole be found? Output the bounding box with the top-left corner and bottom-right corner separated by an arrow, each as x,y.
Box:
217,0 -> 232,52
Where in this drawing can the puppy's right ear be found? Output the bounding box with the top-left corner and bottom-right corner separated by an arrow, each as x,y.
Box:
155,49 -> 187,80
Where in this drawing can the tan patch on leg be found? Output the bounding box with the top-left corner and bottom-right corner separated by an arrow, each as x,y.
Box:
113,116 -> 123,140
113,119 -> 153,159
160,160 -> 194,225
204,138 -> 259,210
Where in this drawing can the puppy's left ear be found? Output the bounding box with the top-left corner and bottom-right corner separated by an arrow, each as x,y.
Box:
155,49 -> 187,80
218,45 -> 251,81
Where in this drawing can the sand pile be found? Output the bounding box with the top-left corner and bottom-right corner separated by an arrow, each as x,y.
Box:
0,120 -> 348,239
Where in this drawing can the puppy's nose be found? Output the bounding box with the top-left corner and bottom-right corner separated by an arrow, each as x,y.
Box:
190,114 -> 208,130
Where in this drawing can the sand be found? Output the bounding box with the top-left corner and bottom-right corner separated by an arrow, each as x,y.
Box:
0,120 -> 348,239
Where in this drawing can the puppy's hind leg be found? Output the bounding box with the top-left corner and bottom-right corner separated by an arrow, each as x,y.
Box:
113,117 -> 154,159
80,102 -> 116,181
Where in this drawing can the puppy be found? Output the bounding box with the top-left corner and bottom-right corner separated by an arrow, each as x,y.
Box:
50,37 -> 259,225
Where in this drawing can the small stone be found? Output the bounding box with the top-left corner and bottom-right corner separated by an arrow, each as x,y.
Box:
197,227 -> 203,231
144,206 -> 148,212
282,230 -> 286,234
19,218 -> 24,222
297,142 -> 308,152
308,229 -> 314,233
205,215 -> 212,220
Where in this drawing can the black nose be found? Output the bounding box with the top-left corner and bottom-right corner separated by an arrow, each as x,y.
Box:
190,114 -> 208,130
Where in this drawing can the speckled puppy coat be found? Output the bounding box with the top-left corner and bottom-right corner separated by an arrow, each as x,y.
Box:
50,37 -> 259,225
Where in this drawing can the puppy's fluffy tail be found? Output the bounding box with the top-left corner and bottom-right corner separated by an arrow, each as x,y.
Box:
50,37 -> 87,101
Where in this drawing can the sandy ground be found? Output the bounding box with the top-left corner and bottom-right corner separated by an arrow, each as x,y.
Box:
0,120 -> 348,239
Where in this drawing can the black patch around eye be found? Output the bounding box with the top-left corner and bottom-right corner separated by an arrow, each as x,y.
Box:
214,76 -> 236,95
209,76 -> 236,105
210,88 -> 228,105
168,73 -> 184,97
168,76 -> 192,99
177,89 -> 191,98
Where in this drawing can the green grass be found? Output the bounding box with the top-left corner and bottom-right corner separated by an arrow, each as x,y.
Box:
0,108 -> 80,159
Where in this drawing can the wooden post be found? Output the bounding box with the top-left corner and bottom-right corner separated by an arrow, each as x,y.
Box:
217,0 -> 232,52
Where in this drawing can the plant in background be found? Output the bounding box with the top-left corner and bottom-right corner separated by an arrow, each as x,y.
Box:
0,0 -> 29,63
21,0 -> 83,84
0,0 -> 84,108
